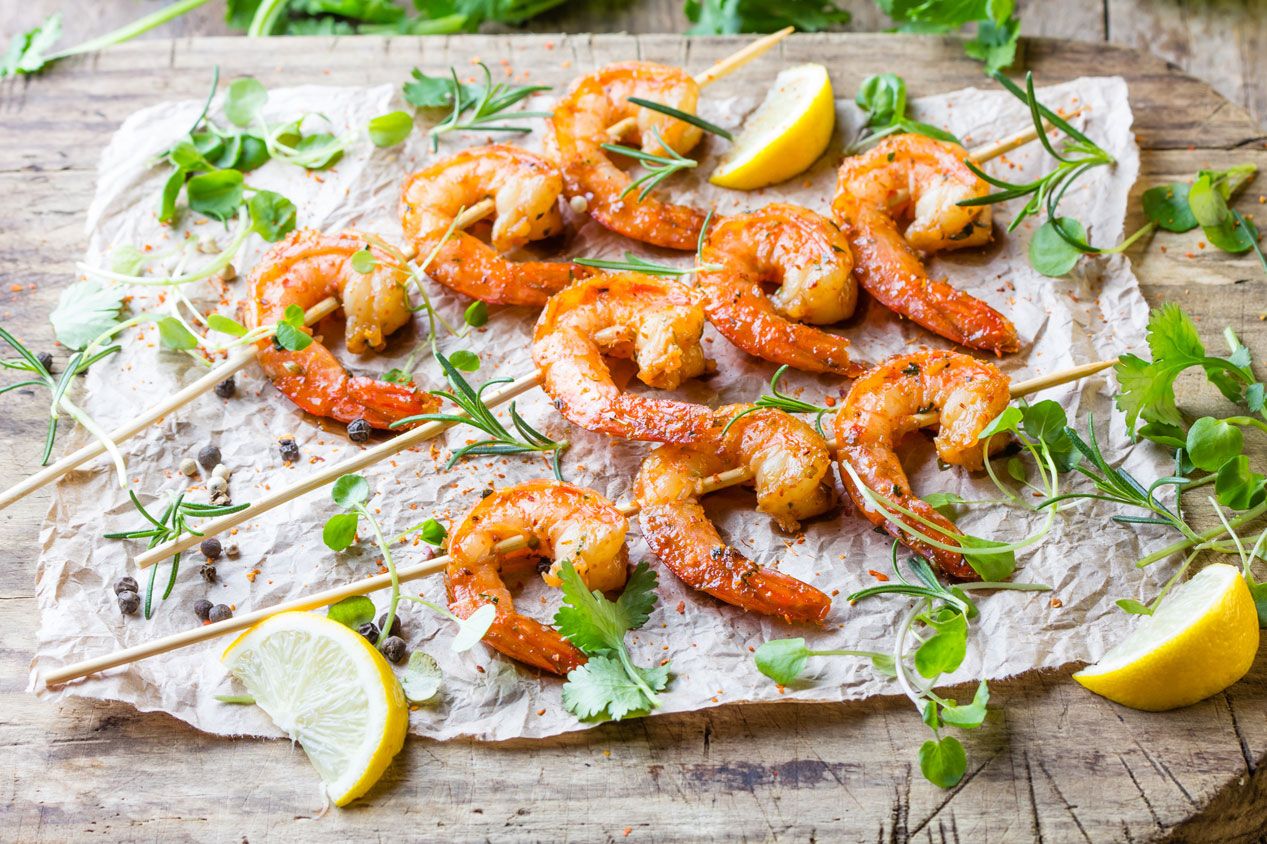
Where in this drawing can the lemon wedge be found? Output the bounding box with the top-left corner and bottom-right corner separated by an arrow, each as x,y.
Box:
222,611 -> 408,806
1074,564 -> 1259,711
709,63 -> 836,190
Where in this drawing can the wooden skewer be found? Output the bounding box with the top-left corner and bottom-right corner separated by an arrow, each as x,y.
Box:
967,108 -> 1084,165
49,355 -> 1120,685
0,297 -> 341,512
606,26 -> 794,140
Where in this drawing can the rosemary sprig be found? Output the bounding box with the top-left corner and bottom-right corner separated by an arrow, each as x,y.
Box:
105,490 -> 249,618
721,365 -> 833,437
602,127 -> 698,201
958,72 -> 1115,242
573,209 -> 721,277
390,351 -> 568,480
625,97 -> 733,141
0,325 -> 125,475
428,64 -> 551,151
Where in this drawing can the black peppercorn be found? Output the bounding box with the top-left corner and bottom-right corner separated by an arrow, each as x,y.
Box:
200,564 -> 217,583
193,599 -> 213,622
214,376 -> 236,398
117,591 -> 140,615
380,636 -> 407,664
197,445 -> 221,470
272,335 -> 284,352
378,612 -> 402,638
357,621 -> 380,642
114,576 -> 139,595
347,418 -> 371,443
37,352 -> 54,373
208,604 -> 233,623
278,437 -> 300,463
200,537 -> 222,560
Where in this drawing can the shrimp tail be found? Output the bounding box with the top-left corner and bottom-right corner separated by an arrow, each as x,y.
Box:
640,503 -> 832,624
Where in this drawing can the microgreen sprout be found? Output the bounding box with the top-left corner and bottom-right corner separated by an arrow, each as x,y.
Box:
105,490 -> 249,618
602,127 -> 699,201
322,474 -> 495,656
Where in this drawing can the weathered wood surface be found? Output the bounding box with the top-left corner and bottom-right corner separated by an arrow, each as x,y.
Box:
9,0 -> 1267,127
2,33 -> 1266,843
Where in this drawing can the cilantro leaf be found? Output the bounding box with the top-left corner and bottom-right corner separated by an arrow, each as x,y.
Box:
49,280 -> 124,350
562,656 -> 669,721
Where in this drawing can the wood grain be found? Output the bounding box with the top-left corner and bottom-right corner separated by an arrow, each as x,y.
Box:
1,32 -> 1266,842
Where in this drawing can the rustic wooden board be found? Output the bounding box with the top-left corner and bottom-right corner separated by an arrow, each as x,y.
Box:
2,33 -> 1266,842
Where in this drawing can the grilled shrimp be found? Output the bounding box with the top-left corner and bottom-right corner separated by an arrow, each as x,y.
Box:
446,480 -> 630,674
698,203 -> 861,376
246,229 -> 439,429
634,405 -> 835,623
834,350 -> 1010,580
532,273 -> 715,444
546,61 -> 708,250
832,135 -> 1020,356
401,145 -> 581,306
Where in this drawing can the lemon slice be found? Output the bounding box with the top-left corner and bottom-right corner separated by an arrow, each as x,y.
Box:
222,611 -> 408,806
709,63 -> 836,191
1074,564 -> 1259,711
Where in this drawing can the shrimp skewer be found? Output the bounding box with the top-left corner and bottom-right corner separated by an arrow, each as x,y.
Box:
446,480 -> 629,674
532,272 -> 716,444
698,203 -> 862,376
401,145 -> 584,307
245,229 -> 440,429
833,350 -> 1012,580
832,134 -> 1021,356
635,406 -> 836,623
55,352 -> 1116,684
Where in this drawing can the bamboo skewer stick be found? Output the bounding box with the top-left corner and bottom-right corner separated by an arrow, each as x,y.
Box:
606,26 -> 794,140
0,297 -> 341,511
45,355 -> 1119,686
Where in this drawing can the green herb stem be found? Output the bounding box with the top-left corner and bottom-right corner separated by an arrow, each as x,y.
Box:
45,0 -> 212,60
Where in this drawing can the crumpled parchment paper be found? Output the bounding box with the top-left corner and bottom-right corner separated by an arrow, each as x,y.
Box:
30,75 -> 1176,741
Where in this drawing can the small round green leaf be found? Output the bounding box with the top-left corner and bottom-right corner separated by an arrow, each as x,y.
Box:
248,190 -> 297,243
206,313 -> 247,337
1029,217 -> 1087,277
1141,182 -> 1197,233
418,518 -> 447,546
919,736 -> 967,789
399,651 -> 443,704
225,77 -> 267,127
350,248 -> 376,274
449,350 -> 480,372
369,110 -> 414,148
754,638 -> 810,685
185,169 -> 245,222
1185,416 -> 1243,472
322,512 -> 360,551
326,594 -> 375,629
157,316 -> 199,351
331,473 -> 370,509
464,301 -> 489,327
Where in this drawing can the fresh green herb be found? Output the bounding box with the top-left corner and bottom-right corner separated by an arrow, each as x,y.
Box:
422,64 -> 550,152
350,248 -> 377,274
957,72 -> 1117,278
684,0 -> 850,34
848,73 -> 961,153
369,110 -> 415,148
572,252 -> 708,277
602,128 -> 699,201
625,96 -> 733,142
391,351 -> 569,480
876,0 -> 1020,73
756,550 -> 1046,788
463,301 -> 489,328
556,560 -> 670,721
0,326 -> 125,476
396,517 -> 447,546
320,473 -> 497,653
105,490 -> 249,619
721,365 -> 834,438
1114,303 -> 1263,434
273,304 -> 316,352
3,0 -> 213,78
229,0 -> 564,37
48,280 -> 125,351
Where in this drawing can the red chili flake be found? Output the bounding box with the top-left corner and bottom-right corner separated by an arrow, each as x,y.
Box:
1049,597 -> 1063,608
824,395 -> 836,407
675,601 -> 685,614
868,569 -> 889,581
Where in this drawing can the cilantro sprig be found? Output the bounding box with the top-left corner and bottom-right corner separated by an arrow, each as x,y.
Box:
555,560 -> 670,721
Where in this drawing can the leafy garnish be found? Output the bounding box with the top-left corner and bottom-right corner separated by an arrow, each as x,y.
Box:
421,64 -> 550,151
877,0 -> 1020,73
602,127 -> 699,201
684,0 -> 850,33
390,350 -> 569,480
721,365 -> 833,437
49,280 -> 125,350
399,651 -> 443,703
849,73 -> 961,153
556,560 -> 669,721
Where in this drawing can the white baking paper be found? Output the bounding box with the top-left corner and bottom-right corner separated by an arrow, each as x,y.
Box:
30,75 -> 1177,741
